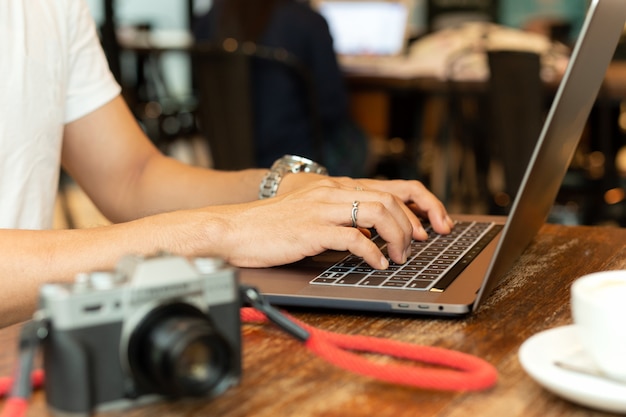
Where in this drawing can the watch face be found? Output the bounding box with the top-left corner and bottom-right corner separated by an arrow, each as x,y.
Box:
284,155 -> 313,165
290,161 -> 306,174
278,155 -> 324,174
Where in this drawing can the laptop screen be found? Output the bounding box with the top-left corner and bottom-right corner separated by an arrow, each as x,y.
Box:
318,1 -> 409,56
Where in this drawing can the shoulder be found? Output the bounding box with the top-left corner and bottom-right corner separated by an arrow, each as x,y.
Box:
7,0 -> 86,35
27,0 -> 91,26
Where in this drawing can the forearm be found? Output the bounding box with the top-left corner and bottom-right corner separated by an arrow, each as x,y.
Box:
0,210 -> 224,327
96,153 -> 330,223
104,154 -> 268,221
62,96 -> 270,223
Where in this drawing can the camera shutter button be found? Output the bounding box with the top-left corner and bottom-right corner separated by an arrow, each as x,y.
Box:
73,272 -> 91,291
193,257 -> 225,273
88,271 -> 117,289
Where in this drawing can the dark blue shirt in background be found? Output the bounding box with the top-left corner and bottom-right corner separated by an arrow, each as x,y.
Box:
193,2 -> 350,170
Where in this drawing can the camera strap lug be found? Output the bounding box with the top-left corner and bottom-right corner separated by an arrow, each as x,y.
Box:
12,316 -> 48,399
240,285 -> 310,342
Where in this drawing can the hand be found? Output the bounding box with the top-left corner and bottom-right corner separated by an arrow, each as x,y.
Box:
279,174 -> 453,236
195,177 -> 453,270
354,177 -> 454,235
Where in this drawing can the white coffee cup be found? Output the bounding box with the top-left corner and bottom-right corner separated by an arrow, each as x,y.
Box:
571,270 -> 626,382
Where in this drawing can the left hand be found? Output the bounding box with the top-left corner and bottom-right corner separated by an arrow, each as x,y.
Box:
278,174 -> 454,240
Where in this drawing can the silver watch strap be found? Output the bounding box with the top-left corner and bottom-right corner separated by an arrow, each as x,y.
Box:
258,155 -> 327,199
259,168 -> 286,199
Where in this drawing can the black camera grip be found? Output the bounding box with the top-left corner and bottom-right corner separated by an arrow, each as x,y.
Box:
43,330 -> 92,414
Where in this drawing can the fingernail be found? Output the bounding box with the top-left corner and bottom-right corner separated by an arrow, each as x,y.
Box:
380,256 -> 389,270
416,226 -> 428,240
402,246 -> 412,264
446,215 -> 454,229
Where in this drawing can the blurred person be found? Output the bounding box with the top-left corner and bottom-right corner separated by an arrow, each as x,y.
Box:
0,0 -> 453,327
193,0 -> 369,176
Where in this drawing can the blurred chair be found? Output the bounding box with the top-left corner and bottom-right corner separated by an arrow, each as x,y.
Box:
191,39 -> 322,171
426,0 -> 498,32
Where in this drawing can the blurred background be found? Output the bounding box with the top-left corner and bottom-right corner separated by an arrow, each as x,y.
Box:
58,0 -> 626,229
82,0 -> 590,100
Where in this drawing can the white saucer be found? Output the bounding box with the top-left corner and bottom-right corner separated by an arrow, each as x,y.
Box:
519,325 -> 626,413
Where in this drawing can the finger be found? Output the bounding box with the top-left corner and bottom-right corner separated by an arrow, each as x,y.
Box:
353,188 -> 428,242
408,194 -> 453,234
339,199 -> 410,265
396,202 -> 429,241
290,183 -> 414,264
304,184 -> 413,234
320,226 -> 389,270
363,179 -> 453,235
333,180 -> 429,241
406,200 -> 454,235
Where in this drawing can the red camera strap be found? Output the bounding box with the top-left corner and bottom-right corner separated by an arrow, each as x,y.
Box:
240,307 -> 497,392
0,370 -> 44,417
0,371 -> 44,397
0,288 -> 497,417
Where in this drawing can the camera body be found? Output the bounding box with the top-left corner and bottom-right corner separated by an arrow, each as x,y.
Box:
38,254 -> 241,416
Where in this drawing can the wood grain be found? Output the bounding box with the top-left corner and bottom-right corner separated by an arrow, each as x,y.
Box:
1,224 -> 625,417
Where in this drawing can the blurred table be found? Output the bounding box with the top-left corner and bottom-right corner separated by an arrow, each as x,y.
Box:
344,59 -> 626,144
343,59 -> 626,99
345,60 -> 626,223
2,223 -> 626,417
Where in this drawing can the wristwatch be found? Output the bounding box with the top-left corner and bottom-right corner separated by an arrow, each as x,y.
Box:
259,155 -> 328,199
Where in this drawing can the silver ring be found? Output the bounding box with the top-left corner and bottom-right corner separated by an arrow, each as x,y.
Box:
351,201 -> 360,228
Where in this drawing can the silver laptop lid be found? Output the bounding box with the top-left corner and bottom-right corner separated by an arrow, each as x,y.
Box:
474,0 -> 626,308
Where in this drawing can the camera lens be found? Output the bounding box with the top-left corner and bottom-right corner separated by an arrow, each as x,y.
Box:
127,304 -> 232,398
178,339 -> 212,382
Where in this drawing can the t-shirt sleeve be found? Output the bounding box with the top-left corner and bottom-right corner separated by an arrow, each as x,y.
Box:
63,0 -> 121,123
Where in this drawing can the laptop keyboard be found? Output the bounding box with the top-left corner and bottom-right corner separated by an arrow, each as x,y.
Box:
310,221 -> 503,292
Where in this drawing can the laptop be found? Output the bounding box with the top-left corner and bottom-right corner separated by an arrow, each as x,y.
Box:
317,1 -> 410,71
241,0 -> 626,317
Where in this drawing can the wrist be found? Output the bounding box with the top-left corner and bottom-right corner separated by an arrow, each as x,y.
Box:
258,155 -> 327,199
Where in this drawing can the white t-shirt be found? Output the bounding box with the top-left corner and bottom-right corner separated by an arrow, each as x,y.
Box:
0,0 -> 121,229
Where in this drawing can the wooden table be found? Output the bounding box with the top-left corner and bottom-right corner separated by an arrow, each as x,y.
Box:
2,223 -> 626,417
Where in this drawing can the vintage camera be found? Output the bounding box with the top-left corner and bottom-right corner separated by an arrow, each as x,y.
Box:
37,254 -> 241,416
